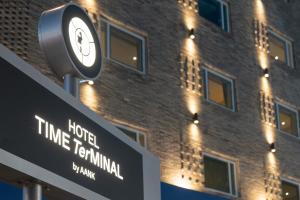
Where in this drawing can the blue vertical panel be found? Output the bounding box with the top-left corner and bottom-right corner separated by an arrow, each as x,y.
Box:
161,182 -> 229,200
0,182 -> 47,200
0,182 -> 22,199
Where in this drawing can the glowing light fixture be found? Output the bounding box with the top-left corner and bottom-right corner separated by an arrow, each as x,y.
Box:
275,56 -> 279,60
263,68 -> 269,78
193,113 -> 199,124
270,143 -> 276,153
132,56 -> 137,61
188,1 -> 193,9
285,192 -> 289,196
281,121 -> 286,126
189,28 -> 195,40
80,80 -> 95,85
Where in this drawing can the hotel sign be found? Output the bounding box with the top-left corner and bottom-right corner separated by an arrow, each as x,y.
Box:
0,56 -> 144,199
34,115 -> 124,181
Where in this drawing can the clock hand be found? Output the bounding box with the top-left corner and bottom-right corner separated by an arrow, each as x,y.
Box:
77,32 -> 83,44
77,32 -> 83,52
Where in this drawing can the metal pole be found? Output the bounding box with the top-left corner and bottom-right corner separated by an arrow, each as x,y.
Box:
63,74 -> 80,98
23,183 -> 42,200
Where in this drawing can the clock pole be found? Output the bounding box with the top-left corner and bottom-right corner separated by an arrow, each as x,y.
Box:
63,74 -> 80,99
22,182 -> 42,200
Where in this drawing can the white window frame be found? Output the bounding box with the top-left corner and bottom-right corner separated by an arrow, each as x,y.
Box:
268,29 -> 294,68
203,68 -> 236,112
281,178 -> 300,200
275,103 -> 300,138
203,153 -> 237,197
220,0 -> 230,32
100,19 -> 146,74
199,0 -> 230,32
114,124 -> 147,148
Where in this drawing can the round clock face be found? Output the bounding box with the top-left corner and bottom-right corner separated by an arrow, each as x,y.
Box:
68,17 -> 96,68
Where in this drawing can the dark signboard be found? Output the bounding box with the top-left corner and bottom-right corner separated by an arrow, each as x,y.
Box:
0,57 -> 143,200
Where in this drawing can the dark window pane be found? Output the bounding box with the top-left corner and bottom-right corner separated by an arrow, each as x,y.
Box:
110,26 -> 143,70
269,33 -> 287,63
207,72 -> 233,109
204,156 -> 230,193
117,127 -> 138,141
199,0 -> 222,28
282,181 -> 299,200
278,105 -> 298,136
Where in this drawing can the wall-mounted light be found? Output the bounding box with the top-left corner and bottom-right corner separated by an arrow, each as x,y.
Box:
285,192 -> 289,196
80,80 -> 94,85
270,143 -> 276,153
188,1 -> 193,9
192,113 -> 199,124
189,28 -> 195,40
263,68 -> 269,78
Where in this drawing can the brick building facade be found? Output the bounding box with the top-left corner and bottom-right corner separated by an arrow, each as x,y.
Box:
1,0 -> 300,199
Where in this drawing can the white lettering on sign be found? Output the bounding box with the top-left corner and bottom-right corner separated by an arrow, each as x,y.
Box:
34,115 -> 124,181
69,120 -> 100,149
35,115 -> 71,151
73,162 -> 95,180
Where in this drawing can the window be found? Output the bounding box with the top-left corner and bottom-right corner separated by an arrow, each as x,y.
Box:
276,103 -> 299,137
282,180 -> 299,200
198,0 -> 230,32
268,30 -> 294,67
203,69 -> 236,111
101,20 -> 146,73
115,125 -> 146,148
204,155 -> 236,196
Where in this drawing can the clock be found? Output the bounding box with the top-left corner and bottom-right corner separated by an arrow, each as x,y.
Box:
68,16 -> 96,68
38,3 -> 102,80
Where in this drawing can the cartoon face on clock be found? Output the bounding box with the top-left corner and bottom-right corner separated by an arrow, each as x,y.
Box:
68,17 -> 96,67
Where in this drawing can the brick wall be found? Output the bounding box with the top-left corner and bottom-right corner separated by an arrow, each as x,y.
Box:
1,0 -> 300,199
